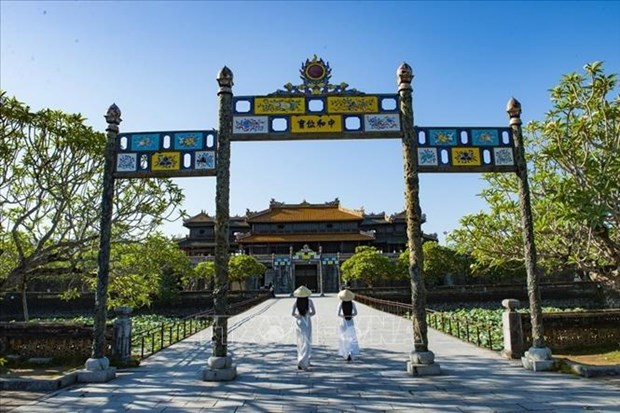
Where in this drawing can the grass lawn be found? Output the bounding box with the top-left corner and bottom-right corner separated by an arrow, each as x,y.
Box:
554,349 -> 620,366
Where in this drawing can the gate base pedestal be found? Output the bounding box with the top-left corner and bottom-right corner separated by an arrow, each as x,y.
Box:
407,351 -> 441,376
77,357 -> 116,383
203,356 -> 237,381
521,346 -> 555,372
407,362 -> 441,376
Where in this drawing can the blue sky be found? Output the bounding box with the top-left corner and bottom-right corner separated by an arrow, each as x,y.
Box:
2,1 -> 619,243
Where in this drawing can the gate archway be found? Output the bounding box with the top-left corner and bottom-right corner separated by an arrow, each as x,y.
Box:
89,55 -> 551,383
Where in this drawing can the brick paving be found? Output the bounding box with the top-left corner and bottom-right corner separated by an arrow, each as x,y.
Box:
3,295 -> 619,412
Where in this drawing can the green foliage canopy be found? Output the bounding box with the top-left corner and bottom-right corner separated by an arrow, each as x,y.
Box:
341,246 -> 394,287
448,62 -> 619,281
397,242 -> 473,286
77,234 -> 193,309
0,92 -> 185,295
184,260 -> 215,291
228,254 -> 266,289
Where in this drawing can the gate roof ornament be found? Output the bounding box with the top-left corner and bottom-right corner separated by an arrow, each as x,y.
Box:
397,63 -> 413,90
272,54 -> 362,96
105,103 -> 122,125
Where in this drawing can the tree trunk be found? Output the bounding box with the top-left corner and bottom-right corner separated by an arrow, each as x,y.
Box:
21,279 -> 29,322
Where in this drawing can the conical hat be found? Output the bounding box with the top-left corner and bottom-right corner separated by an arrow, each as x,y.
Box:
338,289 -> 355,302
293,285 -> 312,298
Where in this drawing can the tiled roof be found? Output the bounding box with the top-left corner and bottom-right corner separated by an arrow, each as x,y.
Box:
247,206 -> 363,223
184,213 -> 248,226
237,232 -> 374,243
184,212 -> 213,223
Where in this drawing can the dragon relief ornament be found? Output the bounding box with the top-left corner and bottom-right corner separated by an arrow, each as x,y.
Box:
271,55 -> 362,96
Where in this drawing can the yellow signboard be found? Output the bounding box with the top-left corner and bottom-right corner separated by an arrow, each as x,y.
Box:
451,147 -> 481,167
327,96 -> 378,114
290,115 -> 342,133
254,97 -> 306,115
151,152 -> 181,171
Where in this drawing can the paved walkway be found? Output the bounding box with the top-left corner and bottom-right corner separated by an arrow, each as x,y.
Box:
6,295 -> 619,412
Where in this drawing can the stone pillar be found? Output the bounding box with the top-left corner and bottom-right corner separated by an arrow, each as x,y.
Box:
500,299 -> 523,359
289,246 -> 294,296
112,307 -> 132,363
397,63 -> 440,376
79,104 -> 121,383
319,246 -> 324,296
507,98 -> 554,372
203,66 -> 236,381
337,252 -> 342,289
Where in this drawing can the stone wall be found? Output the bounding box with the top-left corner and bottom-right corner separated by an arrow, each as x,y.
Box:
0,290 -> 266,321
521,310 -> 620,351
0,323 -> 114,359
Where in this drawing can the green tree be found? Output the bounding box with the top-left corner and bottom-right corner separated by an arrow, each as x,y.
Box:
228,254 -> 266,290
397,243 -> 473,287
77,234 -> 192,309
532,61 -> 619,272
448,62 -> 619,285
0,92 -> 185,319
341,246 -> 394,287
184,260 -> 215,291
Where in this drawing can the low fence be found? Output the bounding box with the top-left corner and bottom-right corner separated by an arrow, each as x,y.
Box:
131,293 -> 271,360
354,294 -> 502,351
0,292 -> 272,361
354,293 -> 620,354
352,281 -> 607,309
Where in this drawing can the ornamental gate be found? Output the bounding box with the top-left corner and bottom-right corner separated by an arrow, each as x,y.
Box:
93,55 -> 546,381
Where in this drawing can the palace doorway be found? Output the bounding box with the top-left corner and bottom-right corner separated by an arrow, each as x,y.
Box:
294,264 -> 318,292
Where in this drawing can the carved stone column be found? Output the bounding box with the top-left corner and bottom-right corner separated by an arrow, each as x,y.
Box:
289,246 -> 294,296
78,104 -> 121,383
398,63 -> 440,376
203,66 -> 236,381
507,98 -> 554,371
112,306 -> 133,363
319,246 -> 324,296
500,299 -> 524,359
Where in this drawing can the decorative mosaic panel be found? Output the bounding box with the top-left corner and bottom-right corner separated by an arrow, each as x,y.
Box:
254,97 -> 306,114
130,133 -> 160,151
232,94 -> 399,141
231,54 -> 399,141
364,114 -> 400,132
415,127 -> 516,173
274,257 -> 290,266
290,115 -> 342,133
327,96 -> 379,113
233,116 -> 269,134
322,256 -> 339,265
294,246 -> 319,260
227,56 -> 519,175
114,130 -> 217,178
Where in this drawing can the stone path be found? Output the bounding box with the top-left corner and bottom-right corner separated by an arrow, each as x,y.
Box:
4,295 -> 619,412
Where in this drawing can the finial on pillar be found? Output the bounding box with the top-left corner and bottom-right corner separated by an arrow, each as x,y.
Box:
217,66 -> 234,94
104,103 -> 122,125
506,97 -> 522,125
397,62 -> 413,91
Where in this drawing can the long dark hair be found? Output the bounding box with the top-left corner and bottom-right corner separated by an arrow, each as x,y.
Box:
341,301 -> 353,320
296,297 -> 309,316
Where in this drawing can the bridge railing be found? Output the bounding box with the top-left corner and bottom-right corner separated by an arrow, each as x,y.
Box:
354,293 -> 502,351
131,292 -> 271,360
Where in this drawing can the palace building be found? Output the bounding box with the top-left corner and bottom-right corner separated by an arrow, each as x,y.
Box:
177,199 -> 436,293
